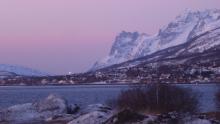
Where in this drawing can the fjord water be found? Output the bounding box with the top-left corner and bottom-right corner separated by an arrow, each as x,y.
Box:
0,84 -> 219,112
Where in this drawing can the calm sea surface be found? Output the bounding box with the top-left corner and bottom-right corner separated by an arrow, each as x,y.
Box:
0,84 -> 219,112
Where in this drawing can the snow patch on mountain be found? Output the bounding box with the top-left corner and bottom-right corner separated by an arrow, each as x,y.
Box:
92,9 -> 220,70
187,27 -> 220,53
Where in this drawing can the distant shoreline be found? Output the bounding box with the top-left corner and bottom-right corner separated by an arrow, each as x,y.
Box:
0,82 -> 219,87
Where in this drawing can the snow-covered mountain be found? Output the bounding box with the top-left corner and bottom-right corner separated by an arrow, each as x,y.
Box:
0,64 -> 48,77
92,9 -> 220,70
108,26 -> 220,70
84,26 -> 220,84
0,71 -> 17,79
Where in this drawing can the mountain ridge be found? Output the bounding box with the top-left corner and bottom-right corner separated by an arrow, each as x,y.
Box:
87,26 -> 220,83
92,9 -> 220,70
0,64 -> 48,78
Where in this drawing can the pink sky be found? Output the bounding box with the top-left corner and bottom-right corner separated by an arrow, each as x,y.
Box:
0,0 -> 220,74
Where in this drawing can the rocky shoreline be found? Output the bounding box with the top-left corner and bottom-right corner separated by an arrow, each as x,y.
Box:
0,94 -> 220,124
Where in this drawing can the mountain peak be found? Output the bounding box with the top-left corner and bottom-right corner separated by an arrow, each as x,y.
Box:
91,9 -> 220,71
110,31 -> 147,55
176,9 -> 220,21
91,31 -> 149,70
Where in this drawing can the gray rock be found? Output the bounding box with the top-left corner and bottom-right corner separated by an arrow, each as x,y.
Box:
80,104 -> 112,114
104,109 -> 147,124
33,94 -> 68,117
0,94 -> 68,123
68,104 -> 113,124
184,119 -> 212,124
67,104 -> 80,114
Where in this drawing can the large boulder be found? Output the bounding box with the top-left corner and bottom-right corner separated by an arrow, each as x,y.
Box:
104,109 -> 150,124
33,94 -> 68,117
68,104 -> 113,124
0,94 -> 68,123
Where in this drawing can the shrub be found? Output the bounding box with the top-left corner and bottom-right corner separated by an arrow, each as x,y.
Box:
112,84 -> 199,113
115,86 -> 148,111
